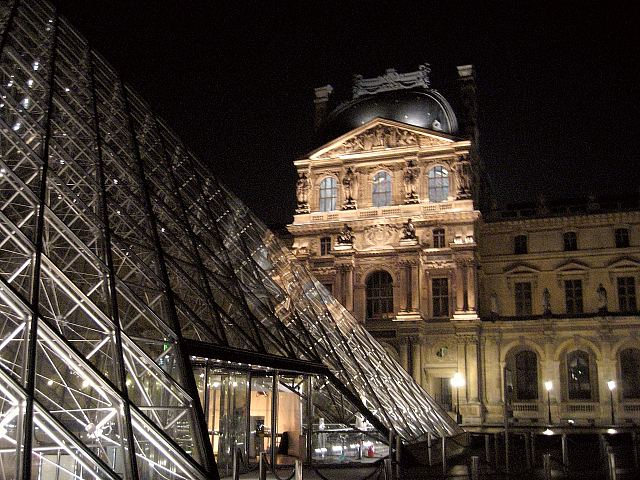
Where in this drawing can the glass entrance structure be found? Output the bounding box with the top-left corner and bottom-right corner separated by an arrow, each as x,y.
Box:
0,1 -> 461,478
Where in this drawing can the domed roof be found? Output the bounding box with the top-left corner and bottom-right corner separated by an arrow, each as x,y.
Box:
319,89 -> 459,142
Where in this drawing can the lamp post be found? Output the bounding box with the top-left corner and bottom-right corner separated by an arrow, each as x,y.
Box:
451,373 -> 465,424
544,380 -> 553,424
607,380 -> 617,425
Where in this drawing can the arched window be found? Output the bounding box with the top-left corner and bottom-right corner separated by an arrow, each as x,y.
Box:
366,271 -> 394,320
620,348 -> 640,399
567,350 -> 592,400
372,171 -> 392,207
514,351 -> 538,400
427,166 -> 449,203
319,177 -> 337,212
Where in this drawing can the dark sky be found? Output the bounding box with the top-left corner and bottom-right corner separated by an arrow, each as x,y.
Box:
55,1 -> 639,226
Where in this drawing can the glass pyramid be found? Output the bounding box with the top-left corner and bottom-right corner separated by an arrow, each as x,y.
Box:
0,0 -> 461,478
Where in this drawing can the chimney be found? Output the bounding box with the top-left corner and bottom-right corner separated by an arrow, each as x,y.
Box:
456,65 -> 477,140
314,84 -> 333,130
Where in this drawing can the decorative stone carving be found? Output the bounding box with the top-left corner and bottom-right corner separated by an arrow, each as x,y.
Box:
403,159 -> 420,203
597,283 -> 608,313
455,159 -> 472,200
337,223 -> 354,245
295,172 -> 310,213
336,125 -> 447,154
364,224 -> 396,247
342,167 -> 357,210
401,218 -> 416,240
352,64 -> 431,98
543,287 -> 552,316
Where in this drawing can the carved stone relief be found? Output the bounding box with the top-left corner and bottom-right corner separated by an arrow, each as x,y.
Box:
334,125 -> 448,154
364,224 -> 397,247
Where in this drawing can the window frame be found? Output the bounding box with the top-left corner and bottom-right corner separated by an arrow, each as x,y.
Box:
514,350 -> 538,401
514,235 -> 528,254
372,170 -> 392,207
617,276 -> 637,313
564,279 -> 584,314
563,231 -> 578,251
567,350 -> 593,400
431,277 -> 449,318
427,166 -> 449,203
514,281 -> 532,316
365,270 -> 394,320
318,176 -> 337,212
433,228 -> 446,249
615,228 -> 630,248
320,236 -> 332,256
620,348 -> 640,399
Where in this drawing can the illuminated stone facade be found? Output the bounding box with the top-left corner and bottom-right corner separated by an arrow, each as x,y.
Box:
289,66 -> 640,427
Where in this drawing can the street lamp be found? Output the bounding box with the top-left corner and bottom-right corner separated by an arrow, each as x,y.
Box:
451,372 -> 465,424
607,380 -> 617,425
544,380 -> 553,424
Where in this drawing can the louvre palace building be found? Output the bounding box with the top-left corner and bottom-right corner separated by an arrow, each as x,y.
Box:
288,64 -> 640,428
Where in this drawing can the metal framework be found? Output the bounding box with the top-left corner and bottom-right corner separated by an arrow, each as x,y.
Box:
0,1 -> 461,478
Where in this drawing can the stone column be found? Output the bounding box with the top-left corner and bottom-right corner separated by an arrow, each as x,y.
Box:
345,267 -> 354,311
466,263 -> 477,312
405,263 -> 412,311
400,343 -> 409,373
455,264 -> 465,312
412,340 -> 422,384
466,339 -> 480,402
411,264 -> 420,312
353,285 -> 365,322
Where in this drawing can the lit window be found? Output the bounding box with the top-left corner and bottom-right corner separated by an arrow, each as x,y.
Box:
427,166 -> 449,203
563,232 -> 577,251
514,235 -> 527,254
372,171 -> 392,207
433,228 -> 445,248
565,279 -> 583,314
615,228 -> 630,248
567,350 -> 592,400
432,278 -> 449,317
320,236 -> 331,256
319,177 -> 337,212
366,271 -> 394,320
620,348 -> 640,399
514,282 -> 532,316
617,277 -> 637,312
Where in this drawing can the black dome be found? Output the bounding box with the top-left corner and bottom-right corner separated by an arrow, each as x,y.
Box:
319,89 -> 459,142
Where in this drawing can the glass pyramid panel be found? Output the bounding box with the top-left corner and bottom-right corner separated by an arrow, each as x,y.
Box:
0,0 -> 462,477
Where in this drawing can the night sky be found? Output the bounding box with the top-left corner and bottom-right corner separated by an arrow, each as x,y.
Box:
55,1 -> 639,226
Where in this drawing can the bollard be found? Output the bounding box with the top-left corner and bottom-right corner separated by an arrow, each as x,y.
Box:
608,451 -> 617,480
295,459 -> 303,480
427,432 -> 433,466
543,453 -> 551,480
442,435 -> 447,475
470,455 -> 479,480
524,433 -> 531,470
259,452 -> 268,480
232,447 -> 240,480
561,433 -> 568,469
484,434 -> 490,464
383,458 -> 393,480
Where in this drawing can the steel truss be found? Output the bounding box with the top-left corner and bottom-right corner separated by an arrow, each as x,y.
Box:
0,0 -> 461,478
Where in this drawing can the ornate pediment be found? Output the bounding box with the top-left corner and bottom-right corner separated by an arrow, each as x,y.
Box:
308,119 -> 457,160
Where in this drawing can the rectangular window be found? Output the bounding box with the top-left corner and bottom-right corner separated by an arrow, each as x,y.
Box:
563,232 -> 577,251
320,236 -> 331,256
438,377 -> 452,411
433,228 -> 446,248
565,279 -> 583,314
432,278 -> 449,318
618,277 -> 637,312
514,282 -> 532,316
514,235 -> 527,254
615,228 -> 630,248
